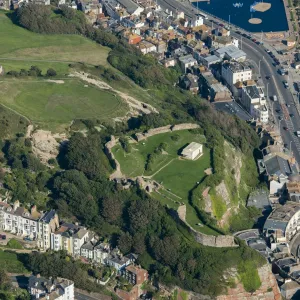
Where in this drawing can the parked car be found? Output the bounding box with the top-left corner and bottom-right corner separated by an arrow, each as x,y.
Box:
0,234 -> 6,240
266,75 -> 271,80
283,81 -> 289,88
290,113 -> 295,118
284,127 -> 289,131
23,236 -> 32,242
273,95 -> 277,101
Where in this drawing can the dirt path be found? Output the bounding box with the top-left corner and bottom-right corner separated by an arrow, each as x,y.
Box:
70,71 -> 158,116
143,158 -> 175,178
0,103 -> 31,123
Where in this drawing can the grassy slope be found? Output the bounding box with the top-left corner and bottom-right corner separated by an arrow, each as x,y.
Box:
0,11 -> 109,67
0,79 -> 127,131
0,250 -> 29,273
0,11 -> 131,131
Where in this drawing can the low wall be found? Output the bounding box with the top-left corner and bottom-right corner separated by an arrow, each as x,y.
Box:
135,123 -> 200,141
174,205 -> 237,248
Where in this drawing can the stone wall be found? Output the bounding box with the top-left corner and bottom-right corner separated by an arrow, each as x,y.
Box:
105,136 -> 124,180
173,205 -> 237,248
135,123 -> 200,141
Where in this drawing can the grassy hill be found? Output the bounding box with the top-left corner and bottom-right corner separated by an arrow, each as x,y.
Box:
0,11 -> 132,131
0,11 -> 109,68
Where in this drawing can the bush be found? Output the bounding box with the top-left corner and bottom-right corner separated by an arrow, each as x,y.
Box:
6,239 -> 23,249
46,68 -> 57,77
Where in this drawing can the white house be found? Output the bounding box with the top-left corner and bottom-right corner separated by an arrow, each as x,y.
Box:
0,201 -> 40,239
28,275 -> 74,300
181,142 -> 203,160
221,61 -> 252,90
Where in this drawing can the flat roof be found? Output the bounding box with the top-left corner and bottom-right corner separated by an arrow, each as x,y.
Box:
182,142 -> 202,155
213,101 -> 252,121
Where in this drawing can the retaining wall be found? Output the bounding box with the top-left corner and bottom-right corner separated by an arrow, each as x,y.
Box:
135,123 -> 200,141
174,205 -> 237,248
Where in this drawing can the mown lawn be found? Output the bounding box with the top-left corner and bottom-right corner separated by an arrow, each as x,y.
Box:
0,250 -> 29,273
0,11 -> 110,66
0,79 -> 128,131
113,130 -> 206,177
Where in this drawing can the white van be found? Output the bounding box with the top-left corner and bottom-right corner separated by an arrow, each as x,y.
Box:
273,95 -> 278,101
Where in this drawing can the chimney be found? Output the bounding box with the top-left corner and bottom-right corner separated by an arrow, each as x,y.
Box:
13,200 -> 20,211
31,205 -> 37,214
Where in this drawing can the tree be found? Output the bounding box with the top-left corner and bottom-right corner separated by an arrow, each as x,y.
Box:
46,68 -> 57,77
29,66 -> 42,77
118,232 -> 132,254
101,197 -> 122,223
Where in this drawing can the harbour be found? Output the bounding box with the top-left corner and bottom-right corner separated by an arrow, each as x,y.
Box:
192,0 -> 289,32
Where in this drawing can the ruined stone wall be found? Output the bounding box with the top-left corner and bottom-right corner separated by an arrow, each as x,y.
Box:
135,123 -> 200,141
173,205 -> 237,248
105,136 -> 124,180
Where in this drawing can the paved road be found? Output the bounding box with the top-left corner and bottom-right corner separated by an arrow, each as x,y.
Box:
158,0 -> 300,164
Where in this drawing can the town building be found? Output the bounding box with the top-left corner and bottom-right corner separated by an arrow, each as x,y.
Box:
179,74 -> 199,93
178,54 -> 197,73
221,61 -> 252,90
37,209 -> 59,250
263,202 -> 300,243
181,142 -> 203,160
121,265 -> 148,285
28,275 -> 74,300
0,201 -> 40,240
215,45 -> 246,62
50,223 -> 90,257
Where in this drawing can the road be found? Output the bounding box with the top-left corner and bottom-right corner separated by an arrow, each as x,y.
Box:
158,0 -> 300,164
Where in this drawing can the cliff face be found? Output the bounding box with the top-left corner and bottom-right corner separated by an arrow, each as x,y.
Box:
217,265 -> 281,300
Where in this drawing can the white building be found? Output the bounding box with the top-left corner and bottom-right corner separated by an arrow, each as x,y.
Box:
28,275 -> 74,300
263,202 -> 300,243
178,55 -> 198,73
37,209 -> 59,250
215,45 -> 246,62
0,201 -> 40,239
50,223 -> 90,257
252,104 -> 269,123
190,15 -> 203,27
221,61 -> 252,90
181,142 -> 203,160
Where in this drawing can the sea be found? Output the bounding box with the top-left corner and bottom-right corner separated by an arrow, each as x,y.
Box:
193,0 -> 289,32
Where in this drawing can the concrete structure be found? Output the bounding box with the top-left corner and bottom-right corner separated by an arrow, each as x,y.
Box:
215,45 -> 246,61
263,202 -> 300,243
181,142 -> 203,160
178,54 -> 197,73
221,61 -> 252,90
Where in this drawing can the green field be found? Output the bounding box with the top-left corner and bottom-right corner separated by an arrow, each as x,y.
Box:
0,79 -> 128,131
113,130 -> 217,233
0,11 -> 110,68
0,250 -> 29,273
113,130 -> 206,177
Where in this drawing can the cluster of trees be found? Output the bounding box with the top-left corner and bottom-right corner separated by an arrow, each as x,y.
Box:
145,143 -> 167,172
7,66 -> 57,77
23,251 -> 104,293
0,269 -> 29,300
2,136 -> 53,207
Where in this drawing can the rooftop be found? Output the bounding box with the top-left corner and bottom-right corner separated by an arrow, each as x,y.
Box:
181,142 -> 202,155
243,85 -> 260,99
222,61 -> 251,73
264,155 -> 292,177
215,45 -> 246,59
178,54 -> 197,64
117,0 -> 141,14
